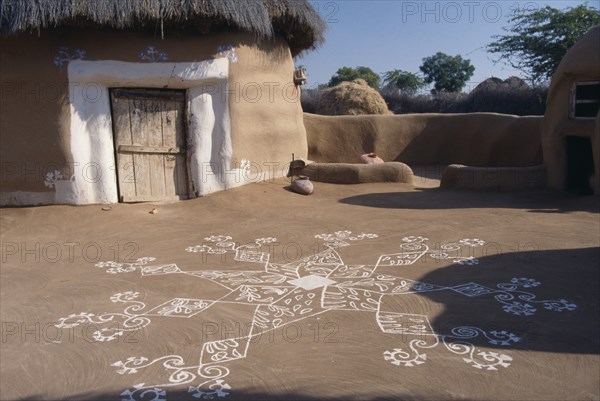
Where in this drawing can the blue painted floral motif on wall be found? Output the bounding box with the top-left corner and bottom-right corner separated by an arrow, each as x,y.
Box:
53,47 -> 86,67
139,46 -> 169,63
217,45 -> 238,63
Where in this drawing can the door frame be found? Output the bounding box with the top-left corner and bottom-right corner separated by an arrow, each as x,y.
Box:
65,58 -> 233,204
109,87 -> 190,202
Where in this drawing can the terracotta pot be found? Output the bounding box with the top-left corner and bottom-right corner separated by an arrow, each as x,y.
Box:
291,176 -> 314,195
361,153 -> 384,164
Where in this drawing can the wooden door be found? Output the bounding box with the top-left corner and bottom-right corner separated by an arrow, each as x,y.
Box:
110,88 -> 189,202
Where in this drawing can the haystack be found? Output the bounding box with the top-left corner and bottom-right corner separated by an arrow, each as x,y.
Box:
317,79 -> 391,115
471,76 -> 529,92
463,76 -> 540,114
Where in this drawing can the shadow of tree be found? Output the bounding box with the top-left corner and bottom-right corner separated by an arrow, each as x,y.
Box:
417,247 -> 599,355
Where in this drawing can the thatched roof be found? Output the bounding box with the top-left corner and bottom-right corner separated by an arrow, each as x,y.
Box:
0,0 -> 325,55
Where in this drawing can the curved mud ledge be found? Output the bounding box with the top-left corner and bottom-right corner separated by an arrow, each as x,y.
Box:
302,162 -> 414,184
440,164 -> 546,189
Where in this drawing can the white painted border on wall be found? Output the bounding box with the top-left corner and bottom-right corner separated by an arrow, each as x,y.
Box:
66,58 -> 232,204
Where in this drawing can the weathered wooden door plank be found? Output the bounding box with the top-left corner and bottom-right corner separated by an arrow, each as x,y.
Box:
111,88 -> 188,202
118,145 -> 185,154
111,94 -> 136,199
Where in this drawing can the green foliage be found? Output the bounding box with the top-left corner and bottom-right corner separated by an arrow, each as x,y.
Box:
328,66 -> 381,89
487,4 -> 600,83
419,52 -> 475,93
381,70 -> 426,94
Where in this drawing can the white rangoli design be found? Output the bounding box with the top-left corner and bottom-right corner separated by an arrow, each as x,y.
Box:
55,232 -> 577,400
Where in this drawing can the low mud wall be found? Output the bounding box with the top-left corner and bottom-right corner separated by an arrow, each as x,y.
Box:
304,113 -> 543,167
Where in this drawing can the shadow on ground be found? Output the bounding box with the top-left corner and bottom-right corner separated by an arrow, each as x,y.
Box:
418,247 -> 599,355
339,188 -> 600,213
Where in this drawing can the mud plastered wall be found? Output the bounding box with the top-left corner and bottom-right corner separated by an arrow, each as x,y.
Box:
541,26 -> 600,194
304,113 -> 543,167
0,30 -> 306,205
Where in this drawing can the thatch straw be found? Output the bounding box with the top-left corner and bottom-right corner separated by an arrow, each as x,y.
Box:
318,79 -> 392,116
0,0 -> 325,55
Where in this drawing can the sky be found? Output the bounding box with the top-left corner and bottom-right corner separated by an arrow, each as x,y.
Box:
296,0 -> 597,91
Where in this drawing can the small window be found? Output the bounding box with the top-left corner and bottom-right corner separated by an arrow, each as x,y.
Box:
571,81 -> 600,119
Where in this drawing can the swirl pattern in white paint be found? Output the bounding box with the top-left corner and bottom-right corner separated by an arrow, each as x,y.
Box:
55,232 -> 577,399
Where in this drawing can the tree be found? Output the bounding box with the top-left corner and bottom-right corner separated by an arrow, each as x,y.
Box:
381,70 -> 426,94
328,66 -> 380,89
419,52 -> 475,93
487,4 -> 600,84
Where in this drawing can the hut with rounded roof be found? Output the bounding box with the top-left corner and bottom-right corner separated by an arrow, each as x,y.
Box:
542,26 -> 600,195
0,0 -> 325,205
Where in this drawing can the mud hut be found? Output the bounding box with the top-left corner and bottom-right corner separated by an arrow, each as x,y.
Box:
0,0 -> 325,205
542,26 -> 600,195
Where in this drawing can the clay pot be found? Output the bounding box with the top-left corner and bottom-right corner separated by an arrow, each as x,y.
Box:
361,153 -> 384,164
291,176 -> 314,195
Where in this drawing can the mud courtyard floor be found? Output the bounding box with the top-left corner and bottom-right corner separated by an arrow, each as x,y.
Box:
1,178 -> 599,401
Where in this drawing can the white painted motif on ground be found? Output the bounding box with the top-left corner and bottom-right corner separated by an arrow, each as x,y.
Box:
55,232 -> 577,400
